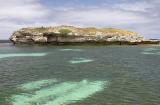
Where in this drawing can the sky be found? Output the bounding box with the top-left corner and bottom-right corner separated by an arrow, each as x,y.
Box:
0,0 -> 160,39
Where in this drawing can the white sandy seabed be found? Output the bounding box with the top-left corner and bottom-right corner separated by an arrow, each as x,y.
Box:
0,53 -> 47,59
142,48 -> 160,55
0,51 -> 106,105
59,49 -> 82,52
10,79 -> 108,105
69,58 -> 94,64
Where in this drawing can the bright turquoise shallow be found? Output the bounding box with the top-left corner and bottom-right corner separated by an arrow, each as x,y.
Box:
0,43 -> 160,105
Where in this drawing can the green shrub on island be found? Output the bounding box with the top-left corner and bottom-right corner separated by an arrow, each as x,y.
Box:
59,29 -> 72,36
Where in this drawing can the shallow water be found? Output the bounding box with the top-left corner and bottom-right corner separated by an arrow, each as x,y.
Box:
59,49 -> 82,52
0,44 -> 160,105
69,58 -> 94,64
0,53 -> 47,59
11,79 -> 106,105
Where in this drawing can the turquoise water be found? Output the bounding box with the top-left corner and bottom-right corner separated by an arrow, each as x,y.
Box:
0,43 -> 160,105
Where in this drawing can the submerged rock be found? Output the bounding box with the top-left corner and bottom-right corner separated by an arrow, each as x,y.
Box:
9,25 -> 159,45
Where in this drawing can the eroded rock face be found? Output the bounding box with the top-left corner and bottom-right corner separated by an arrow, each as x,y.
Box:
10,25 -> 146,45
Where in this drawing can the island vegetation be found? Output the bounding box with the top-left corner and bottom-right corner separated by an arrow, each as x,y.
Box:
10,25 -> 160,45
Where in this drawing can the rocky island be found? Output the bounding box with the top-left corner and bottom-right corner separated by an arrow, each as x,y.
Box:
10,25 -> 160,45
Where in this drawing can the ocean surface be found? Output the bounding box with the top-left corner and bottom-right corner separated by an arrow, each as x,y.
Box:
0,43 -> 160,105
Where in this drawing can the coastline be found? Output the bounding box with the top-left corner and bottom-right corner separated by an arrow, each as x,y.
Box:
9,41 -> 160,46
0,40 -> 11,43
9,26 -> 160,46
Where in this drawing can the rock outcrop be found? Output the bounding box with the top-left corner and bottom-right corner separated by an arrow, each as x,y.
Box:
10,25 -> 158,45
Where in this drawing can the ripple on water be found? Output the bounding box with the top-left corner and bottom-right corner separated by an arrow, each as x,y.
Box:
69,58 -> 94,64
0,53 -> 47,59
11,79 -> 107,105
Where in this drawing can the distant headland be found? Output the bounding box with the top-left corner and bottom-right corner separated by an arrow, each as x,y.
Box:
0,40 -> 11,43
10,25 -> 160,45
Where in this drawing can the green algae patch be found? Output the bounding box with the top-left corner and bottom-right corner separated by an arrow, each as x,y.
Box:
11,79 -> 107,105
0,53 -> 47,59
69,58 -> 94,64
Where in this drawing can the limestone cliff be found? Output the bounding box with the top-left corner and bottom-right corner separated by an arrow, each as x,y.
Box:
10,25 -> 147,45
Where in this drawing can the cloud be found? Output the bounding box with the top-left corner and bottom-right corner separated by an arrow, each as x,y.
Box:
113,1 -> 151,12
0,0 -> 160,39
115,0 -> 160,38
0,0 -> 50,39
51,8 -> 151,26
0,0 -> 49,20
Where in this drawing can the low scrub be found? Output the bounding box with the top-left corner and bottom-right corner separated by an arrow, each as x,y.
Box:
59,29 -> 72,36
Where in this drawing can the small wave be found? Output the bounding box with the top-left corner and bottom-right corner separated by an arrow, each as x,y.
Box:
11,79 -> 107,105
